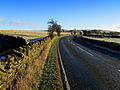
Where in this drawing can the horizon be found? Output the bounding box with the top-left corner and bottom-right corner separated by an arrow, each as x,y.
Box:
0,0 -> 120,32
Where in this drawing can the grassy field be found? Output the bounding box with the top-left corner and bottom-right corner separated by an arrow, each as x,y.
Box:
0,30 -> 48,40
0,30 -> 70,41
84,36 -> 120,43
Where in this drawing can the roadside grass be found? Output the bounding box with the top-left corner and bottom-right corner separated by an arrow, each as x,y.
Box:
38,37 -> 63,90
84,36 -> 120,43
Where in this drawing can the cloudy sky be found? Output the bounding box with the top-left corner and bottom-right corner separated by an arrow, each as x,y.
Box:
0,0 -> 120,32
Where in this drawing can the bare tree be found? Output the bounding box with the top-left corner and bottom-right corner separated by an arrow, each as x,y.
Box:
47,19 -> 61,38
48,25 -> 53,39
56,24 -> 61,36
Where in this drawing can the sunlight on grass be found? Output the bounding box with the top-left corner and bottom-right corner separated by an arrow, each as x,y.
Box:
84,36 -> 120,43
0,30 -> 48,40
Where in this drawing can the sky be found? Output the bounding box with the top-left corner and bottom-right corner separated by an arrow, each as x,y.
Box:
0,0 -> 120,32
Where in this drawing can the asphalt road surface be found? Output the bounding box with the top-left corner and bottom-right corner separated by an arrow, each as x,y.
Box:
59,36 -> 120,90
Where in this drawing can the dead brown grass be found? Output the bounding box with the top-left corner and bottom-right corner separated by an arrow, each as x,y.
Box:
11,38 -> 52,90
0,30 -> 48,40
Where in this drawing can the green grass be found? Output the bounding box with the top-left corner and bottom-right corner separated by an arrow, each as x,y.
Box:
84,36 -> 120,43
38,37 -> 63,90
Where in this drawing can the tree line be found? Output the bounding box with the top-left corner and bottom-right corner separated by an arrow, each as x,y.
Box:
68,30 -> 120,38
47,19 -> 120,39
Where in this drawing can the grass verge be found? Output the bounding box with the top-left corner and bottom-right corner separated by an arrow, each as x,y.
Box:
37,37 -> 64,90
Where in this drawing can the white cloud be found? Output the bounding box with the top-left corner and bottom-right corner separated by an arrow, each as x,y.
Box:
0,18 -> 40,30
110,24 -> 120,32
9,20 -> 38,27
9,20 -> 41,30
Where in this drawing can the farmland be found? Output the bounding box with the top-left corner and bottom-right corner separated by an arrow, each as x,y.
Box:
0,30 -> 48,41
0,30 -> 70,41
84,36 -> 120,43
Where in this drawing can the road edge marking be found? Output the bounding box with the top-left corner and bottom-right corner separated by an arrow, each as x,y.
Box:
69,37 -> 94,56
58,39 -> 71,90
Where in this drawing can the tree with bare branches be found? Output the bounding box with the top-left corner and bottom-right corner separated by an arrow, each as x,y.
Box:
47,19 -> 61,39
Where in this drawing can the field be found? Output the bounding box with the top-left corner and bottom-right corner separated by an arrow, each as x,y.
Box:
0,30 -> 48,41
0,30 -> 70,41
84,36 -> 120,43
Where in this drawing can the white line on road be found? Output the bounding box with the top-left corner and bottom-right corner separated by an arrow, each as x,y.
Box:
77,46 -> 94,56
68,37 -> 120,73
69,39 -> 94,56
74,40 -> 120,73
58,40 -> 71,90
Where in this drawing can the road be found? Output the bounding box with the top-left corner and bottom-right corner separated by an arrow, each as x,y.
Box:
59,36 -> 120,90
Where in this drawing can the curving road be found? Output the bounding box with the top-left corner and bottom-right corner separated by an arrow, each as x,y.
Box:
59,36 -> 120,90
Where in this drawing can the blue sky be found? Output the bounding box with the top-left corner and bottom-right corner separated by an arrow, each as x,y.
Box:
0,0 -> 120,31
